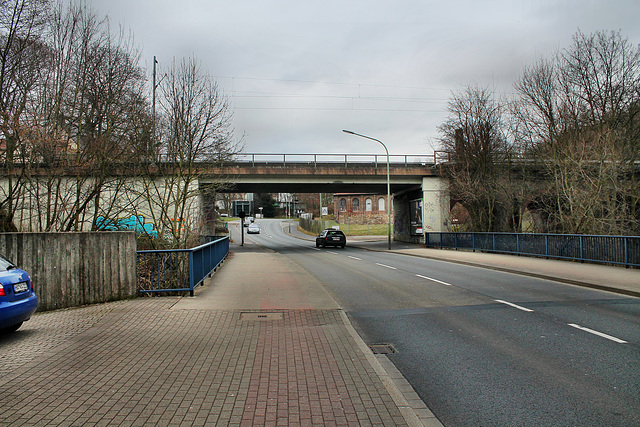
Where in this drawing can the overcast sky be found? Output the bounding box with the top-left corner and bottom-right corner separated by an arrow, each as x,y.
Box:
91,0 -> 640,156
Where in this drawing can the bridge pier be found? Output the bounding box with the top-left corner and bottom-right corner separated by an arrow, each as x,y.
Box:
421,177 -> 449,234
391,177 -> 449,244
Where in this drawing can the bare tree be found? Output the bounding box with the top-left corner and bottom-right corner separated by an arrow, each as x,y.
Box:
0,0 -> 49,230
438,85 -> 525,231
513,30 -> 640,234
10,1 -> 150,232
137,57 -> 241,247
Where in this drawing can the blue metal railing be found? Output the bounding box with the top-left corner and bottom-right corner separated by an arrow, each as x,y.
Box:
425,232 -> 640,268
137,236 -> 229,296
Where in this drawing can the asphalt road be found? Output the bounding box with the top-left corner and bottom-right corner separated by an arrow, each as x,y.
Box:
234,219 -> 640,426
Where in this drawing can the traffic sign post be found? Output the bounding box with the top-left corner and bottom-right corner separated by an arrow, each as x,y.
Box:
238,211 -> 246,246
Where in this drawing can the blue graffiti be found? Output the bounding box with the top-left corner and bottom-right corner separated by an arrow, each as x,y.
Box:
96,215 -> 158,237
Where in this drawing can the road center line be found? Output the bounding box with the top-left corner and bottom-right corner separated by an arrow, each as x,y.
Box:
568,323 -> 627,344
327,251 -> 339,255
375,263 -> 396,270
415,274 -> 452,286
495,299 -> 534,312
348,256 -> 362,260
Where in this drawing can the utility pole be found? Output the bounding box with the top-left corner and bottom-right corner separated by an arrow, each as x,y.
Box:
152,56 -> 157,137
151,56 -> 165,153
319,193 -> 323,229
239,210 -> 245,246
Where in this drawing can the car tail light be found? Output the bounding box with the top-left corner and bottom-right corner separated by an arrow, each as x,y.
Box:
30,280 -> 34,290
0,284 -> 4,296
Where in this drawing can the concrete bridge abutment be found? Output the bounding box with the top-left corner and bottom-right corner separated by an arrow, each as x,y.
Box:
391,177 -> 449,244
421,177 -> 449,234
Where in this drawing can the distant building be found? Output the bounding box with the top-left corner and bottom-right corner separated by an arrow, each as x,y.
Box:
232,194 -> 254,217
333,193 -> 389,224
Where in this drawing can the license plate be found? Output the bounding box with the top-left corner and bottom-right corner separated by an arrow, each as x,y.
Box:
14,282 -> 28,293
332,237 -> 340,241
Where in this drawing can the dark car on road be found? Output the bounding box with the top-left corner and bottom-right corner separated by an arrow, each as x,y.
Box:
316,229 -> 346,248
0,254 -> 38,333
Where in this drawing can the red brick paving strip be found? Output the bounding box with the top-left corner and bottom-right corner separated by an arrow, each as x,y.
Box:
0,299 -> 408,426
241,310 -> 402,426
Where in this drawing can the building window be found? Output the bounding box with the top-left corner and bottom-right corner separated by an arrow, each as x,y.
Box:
365,198 -> 372,211
378,197 -> 385,211
352,198 -> 360,211
340,198 -> 347,211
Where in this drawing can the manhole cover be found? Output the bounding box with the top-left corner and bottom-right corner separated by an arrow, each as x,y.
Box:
240,312 -> 284,321
369,344 -> 396,354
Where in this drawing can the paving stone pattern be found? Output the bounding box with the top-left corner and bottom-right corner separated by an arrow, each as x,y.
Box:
0,299 -> 408,426
0,300 -> 130,376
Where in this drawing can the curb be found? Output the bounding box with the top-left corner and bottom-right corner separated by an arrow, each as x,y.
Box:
282,221 -> 639,298
350,244 -> 640,299
338,310 -> 443,427
282,223 -> 443,426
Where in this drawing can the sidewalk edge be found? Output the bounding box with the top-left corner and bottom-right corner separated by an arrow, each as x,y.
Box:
338,310 -> 443,427
352,245 -> 640,299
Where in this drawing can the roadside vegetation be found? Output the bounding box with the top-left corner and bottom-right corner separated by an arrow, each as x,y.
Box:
0,0 -> 241,249
1,2 -> 637,240
439,30 -> 640,235
298,216 -> 390,236
313,220 -> 389,236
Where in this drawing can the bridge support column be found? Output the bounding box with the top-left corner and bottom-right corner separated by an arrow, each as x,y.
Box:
422,177 -> 449,233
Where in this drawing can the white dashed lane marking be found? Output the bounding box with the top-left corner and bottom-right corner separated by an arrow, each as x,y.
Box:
568,323 -> 628,344
495,299 -> 534,312
416,274 -> 453,286
375,263 -> 397,270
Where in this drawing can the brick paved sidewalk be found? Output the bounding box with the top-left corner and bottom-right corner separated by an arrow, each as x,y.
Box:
0,298 -> 412,426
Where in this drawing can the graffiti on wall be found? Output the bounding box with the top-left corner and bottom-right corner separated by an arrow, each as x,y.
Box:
96,215 -> 158,237
422,200 -> 439,232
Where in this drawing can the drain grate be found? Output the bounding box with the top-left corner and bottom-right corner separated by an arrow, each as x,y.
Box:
240,312 -> 284,321
369,344 -> 396,354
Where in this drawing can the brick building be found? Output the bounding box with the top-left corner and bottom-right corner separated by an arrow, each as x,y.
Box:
333,193 -> 389,224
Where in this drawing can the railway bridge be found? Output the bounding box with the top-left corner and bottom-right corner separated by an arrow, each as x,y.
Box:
0,153 -> 449,243
203,153 -> 449,242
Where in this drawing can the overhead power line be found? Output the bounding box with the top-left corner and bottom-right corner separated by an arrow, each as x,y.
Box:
213,75 -> 453,93
233,106 -> 445,112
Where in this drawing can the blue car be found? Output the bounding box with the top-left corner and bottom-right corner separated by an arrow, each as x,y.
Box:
0,254 -> 38,333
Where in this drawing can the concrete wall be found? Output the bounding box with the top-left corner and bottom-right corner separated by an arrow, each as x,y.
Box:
422,177 -> 449,233
0,232 -> 137,312
392,177 -> 449,244
393,193 -> 424,244
0,176 -> 202,236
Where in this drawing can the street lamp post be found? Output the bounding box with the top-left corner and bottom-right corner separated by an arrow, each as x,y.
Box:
342,130 -> 391,250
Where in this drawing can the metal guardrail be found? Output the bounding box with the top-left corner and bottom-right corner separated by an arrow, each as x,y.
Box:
425,232 -> 640,268
137,236 -> 229,296
232,152 -> 450,167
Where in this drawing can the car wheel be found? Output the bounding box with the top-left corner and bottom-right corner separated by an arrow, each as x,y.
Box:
316,241 -> 319,247
341,244 -> 345,248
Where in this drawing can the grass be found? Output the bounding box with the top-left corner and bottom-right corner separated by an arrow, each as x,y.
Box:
221,216 -> 390,236
313,219 -> 391,236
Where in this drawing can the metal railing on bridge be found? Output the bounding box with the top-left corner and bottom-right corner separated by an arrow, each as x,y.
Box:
137,236 -> 229,296
425,232 -> 640,268
232,152 -> 449,167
